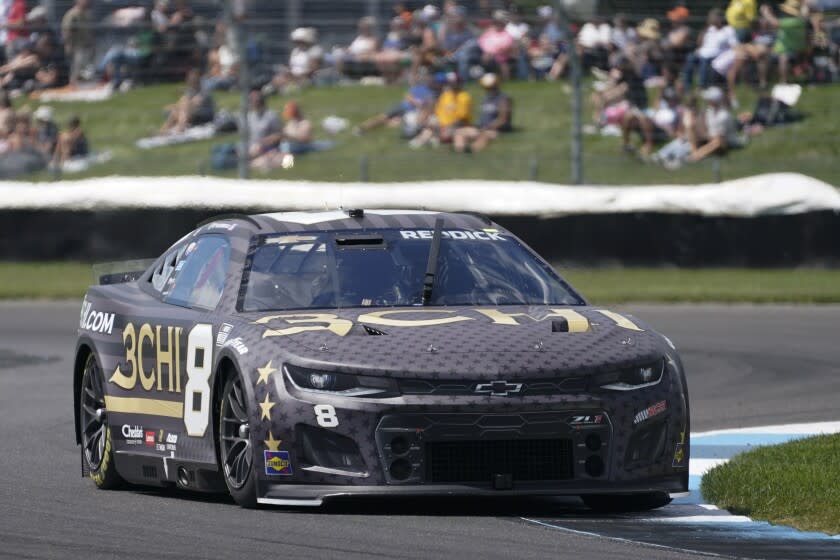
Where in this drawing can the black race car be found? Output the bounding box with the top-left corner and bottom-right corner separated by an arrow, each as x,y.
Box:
74,210 -> 689,510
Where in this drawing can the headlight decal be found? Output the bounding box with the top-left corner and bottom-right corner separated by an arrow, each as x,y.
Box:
597,360 -> 665,391
284,364 -> 399,398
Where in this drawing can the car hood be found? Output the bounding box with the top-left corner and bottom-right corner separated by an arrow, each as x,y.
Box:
235,306 -> 665,379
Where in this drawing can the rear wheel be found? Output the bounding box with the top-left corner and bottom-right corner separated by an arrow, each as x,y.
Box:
79,353 -> 123,489
219,373 -> 257,508
582,492 -> 672,512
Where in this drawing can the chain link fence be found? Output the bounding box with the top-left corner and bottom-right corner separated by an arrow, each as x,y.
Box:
0,0 -> 837,185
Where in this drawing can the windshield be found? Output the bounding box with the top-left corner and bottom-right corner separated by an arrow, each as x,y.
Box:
240,228 -> 584,311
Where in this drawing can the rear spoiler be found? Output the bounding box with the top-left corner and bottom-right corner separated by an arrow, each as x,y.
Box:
92,259 -> 156,286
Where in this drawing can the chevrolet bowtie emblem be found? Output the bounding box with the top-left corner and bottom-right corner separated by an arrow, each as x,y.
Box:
474,380 -> 523,396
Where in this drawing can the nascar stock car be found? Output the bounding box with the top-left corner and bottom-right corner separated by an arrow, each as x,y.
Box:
74,209 -> 689,510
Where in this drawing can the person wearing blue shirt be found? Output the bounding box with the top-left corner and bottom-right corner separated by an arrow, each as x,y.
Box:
354,76 -> 438,134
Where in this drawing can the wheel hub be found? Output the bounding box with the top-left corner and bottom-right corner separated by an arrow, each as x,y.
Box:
238,423 -> 249,439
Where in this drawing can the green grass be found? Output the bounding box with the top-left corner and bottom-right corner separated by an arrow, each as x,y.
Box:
561,267 -> 840,303
22,80 -> 840,185
701,434 -> 840,535
0,262 -> 95,299
4,262 -> 840,302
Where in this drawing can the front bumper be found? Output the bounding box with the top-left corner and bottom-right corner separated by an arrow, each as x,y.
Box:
257,475 -> 689,506
252,369 -> 689,504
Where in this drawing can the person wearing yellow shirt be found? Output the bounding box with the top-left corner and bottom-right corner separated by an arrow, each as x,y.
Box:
435,75 -> 473,130
726,0 -> 758,43
410,73 -> 473,148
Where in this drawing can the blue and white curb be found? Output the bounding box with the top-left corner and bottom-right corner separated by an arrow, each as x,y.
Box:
523,421 -> 840,556
685,420 -> 840,503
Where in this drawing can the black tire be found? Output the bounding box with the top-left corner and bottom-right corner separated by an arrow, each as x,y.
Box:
218,373 -> 258,508
582,492 -> 672,512
79,353 -> 123,489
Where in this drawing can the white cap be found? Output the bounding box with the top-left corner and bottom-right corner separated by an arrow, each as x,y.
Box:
537,5 -> 554,18
702,86 -> 724,103
34,105 -> 54,121
26,5 -> 47,21
290,27 -> 317,44
479,72 -> 499,88
421,5 -> 440,20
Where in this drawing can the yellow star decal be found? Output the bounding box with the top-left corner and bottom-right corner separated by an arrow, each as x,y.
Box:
256,360 -> 278,385
259,394 -> 275,421
264,431 -> 282,451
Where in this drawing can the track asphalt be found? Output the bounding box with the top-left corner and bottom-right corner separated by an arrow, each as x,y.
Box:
1,302 -> 838,559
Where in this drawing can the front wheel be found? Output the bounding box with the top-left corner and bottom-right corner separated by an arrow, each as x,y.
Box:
219,373 -> 257,508
79,353 -> 123,489
581,492 -> 672,512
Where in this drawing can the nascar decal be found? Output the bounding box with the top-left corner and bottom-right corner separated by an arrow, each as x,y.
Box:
633,400 -> 667,424
255,308 -> 641,337
264,450 -> 293,475
79,297 -> 115,334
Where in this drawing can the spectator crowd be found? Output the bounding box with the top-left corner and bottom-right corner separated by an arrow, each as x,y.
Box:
1,0 -> 838,176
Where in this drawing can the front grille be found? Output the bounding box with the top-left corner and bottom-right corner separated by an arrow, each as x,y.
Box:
399,377 -> 588,396
425,439 -> 574,483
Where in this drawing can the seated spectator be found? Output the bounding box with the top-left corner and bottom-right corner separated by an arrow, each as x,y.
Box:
374,17 -> 412,83
727,12 -> 776,102
504,5 -> 531,80
453,72 -> 512,153
682,9 -> 737,89
0,91 -> 14,139
0,42 -> 40,90
529,6 -> 568,80
688,86 -> 743,162
252,102 -> 334,171
245,89 -> 282,159
23,6 -> 54,46
161,0 -> 198,72
410,72 -> 472,147
61,0 -> 95,85
32,105 -> 58,157
160,69 -> 215,134
653,94 -> 704,169
726,0 -> 759,44
633,18 -> 665,79
439,11 -> 478,80
650,65 -> 683,137
662,5 -> 695,70
355,75 -> 437,134
0,107 -> 50,177
53,114 -> 89,167
279,102 -> 312,153
7,109 -> 33,152
576,16 -> 612,70
2,0 -> 27,59
201,22 -> 239,92
30,33 -> 67,91
270,27 -> 322,94
762,1 -> 808,83
334,16 -> 380,78
478,11 -> 516,80
410,5 -> 443,77
616,59 -> 658,155
97,9 -> 160,89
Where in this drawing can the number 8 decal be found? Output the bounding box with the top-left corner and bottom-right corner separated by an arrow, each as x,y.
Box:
314,404 -> 338,428
184,324 -> 213,436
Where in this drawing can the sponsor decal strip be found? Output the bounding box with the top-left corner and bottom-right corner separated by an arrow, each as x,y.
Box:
104,395 -> 184,418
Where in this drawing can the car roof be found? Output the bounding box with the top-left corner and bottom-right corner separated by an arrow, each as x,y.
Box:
202,209 -> 500,234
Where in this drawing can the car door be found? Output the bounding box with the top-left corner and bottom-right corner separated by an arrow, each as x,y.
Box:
108,234 -> 232,477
